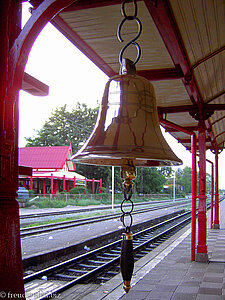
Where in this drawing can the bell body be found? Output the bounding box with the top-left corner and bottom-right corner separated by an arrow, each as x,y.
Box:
71,74 -> 182,167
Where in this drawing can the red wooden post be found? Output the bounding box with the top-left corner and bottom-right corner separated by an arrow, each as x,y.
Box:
0,1 -> 25,295
74,176 -> 76,188
191,133 -> 197,261
43,179 -> 46,196
37,179 -> 40,193
54,180 -> 58,194
30,176 -> 33,190
213,149 -> 220,229
92,178 -> 95,195
210,162 -> 214,229
63,175 -> 66,191
0,0 -> 77,294
67,181 -> 70,193
51,173 -> 54,195
23,179 -> 26,188
84,178 -> 87,195
100,179 -> 102,194
196,120 -> 208,262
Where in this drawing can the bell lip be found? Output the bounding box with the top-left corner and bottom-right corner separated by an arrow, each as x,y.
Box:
71,153 -> 182,167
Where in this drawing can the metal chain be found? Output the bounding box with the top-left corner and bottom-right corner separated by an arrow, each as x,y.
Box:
117,0 -> 142,66
120,188 -> 134,233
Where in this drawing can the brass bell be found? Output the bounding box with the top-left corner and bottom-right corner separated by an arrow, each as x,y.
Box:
71,60 -> 182,167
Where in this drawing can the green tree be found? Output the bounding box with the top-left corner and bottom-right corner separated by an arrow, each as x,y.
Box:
176,166 -> 192,195
135,167 -> 166,194
26,103 -> 98,153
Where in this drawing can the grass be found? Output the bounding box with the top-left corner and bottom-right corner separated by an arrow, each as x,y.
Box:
22,193 -> 173,209
21,209 -> 121,228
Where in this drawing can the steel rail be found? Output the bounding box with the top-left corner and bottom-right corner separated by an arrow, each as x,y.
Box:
21,200 -> 191,237
20,198 -> 185,220
24,211 -> 191,299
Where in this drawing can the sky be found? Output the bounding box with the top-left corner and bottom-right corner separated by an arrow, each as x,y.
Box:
19,2 -> 225,189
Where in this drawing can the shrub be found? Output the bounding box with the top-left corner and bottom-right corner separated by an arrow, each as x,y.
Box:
69,186 -> 85,194
100,186 -> 107,193
60,190 -> 69,194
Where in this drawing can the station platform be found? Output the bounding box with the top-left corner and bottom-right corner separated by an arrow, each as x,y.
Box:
73,199 -> 225,300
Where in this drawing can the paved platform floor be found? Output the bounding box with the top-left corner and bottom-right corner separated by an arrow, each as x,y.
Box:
69,199 -> 225,300
120,200 -> 225,300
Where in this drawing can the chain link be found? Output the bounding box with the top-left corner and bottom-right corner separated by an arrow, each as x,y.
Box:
120,189 -> 134,232
117,0 -> 142,66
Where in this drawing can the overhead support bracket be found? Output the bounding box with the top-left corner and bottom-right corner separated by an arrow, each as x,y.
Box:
158,104 -> 225,120
137,66 -> 183,81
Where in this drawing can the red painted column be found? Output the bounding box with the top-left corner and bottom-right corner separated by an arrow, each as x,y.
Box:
51,174 -> 54,195
0,1 -> 25,295
191,133 -> 197,261
84,178 -> 87,195
53,180 -> 58,194
196,120 -> 208,262
92,178 -> 95,195
213,149 -> 220,229
74,176 -> 76,188
43,179 -> 46,196
63,175 -> 66,191
23,179 -> 26,188
100,179 -> 102,194
210,162 -> 214,229
66,181 -> 70,193
30,176 -> 33,190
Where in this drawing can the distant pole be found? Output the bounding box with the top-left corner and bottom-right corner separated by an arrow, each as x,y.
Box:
173,169 -> 176,202
141,167 -> 143,194
112,166 -> 115,209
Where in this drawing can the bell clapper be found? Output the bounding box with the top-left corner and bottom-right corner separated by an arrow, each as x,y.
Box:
121,159 -> 136,193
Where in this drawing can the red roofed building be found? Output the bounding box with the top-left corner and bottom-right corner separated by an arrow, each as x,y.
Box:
19,145 -> 101,195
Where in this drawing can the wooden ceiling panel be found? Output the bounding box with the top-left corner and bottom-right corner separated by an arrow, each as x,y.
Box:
153,79 -> 191,107
59,2 -> 174,73
193,52 -> 225,103
170,0 -> 225,65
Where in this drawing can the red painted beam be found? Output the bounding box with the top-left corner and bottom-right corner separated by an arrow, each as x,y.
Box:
22,72 -> 49,96
19,165 -> 33,176
31,0 -> 122,11
63,0 -> 122,11
163,125 -> 198,133
158,104 -> 225,115
144,0 -> 219,152
215,130 -> 225,139
144,0 -> 192,79
137,66 -> 183,81
177,137 -> 211,144
158,105 -> 195,114
211,115 -> 225,126
51,15 -> 116,78
206,90 -> 225,104
192,46 -> 225,71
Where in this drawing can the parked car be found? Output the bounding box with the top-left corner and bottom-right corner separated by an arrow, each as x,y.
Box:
17,186 -> 29,200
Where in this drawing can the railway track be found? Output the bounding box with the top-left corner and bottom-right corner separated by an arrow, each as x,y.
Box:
21,200 -> 190,238
20,198 -> 188,220
24,211 -> 191,300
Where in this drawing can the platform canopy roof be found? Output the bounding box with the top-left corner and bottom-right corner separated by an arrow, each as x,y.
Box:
30,0 -> 225,152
